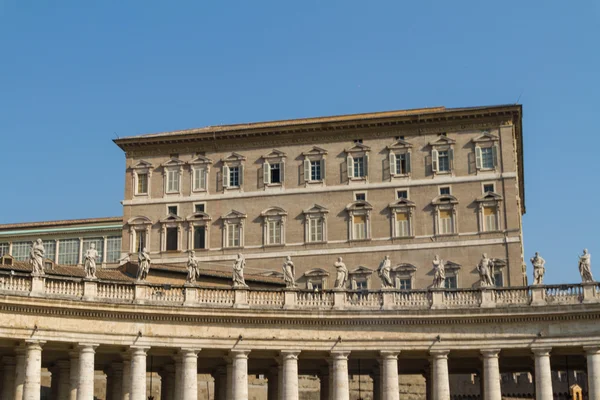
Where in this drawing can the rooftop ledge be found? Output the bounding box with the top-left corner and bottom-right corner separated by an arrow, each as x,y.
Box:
0,271 -> 597,312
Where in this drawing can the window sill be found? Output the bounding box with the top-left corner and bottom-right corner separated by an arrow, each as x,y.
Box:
223,187 -> 242,192
134,193 -> 149,197
264,243 -> 285,248
162,250 -> 182,254
390,174 -> 410,179
434,233 -> 459,238
305,240 -> 328,245
191,248 -> 210,252
348,177 -> 367,184
434,171 -> 452,175
478,230 -> 502,234
349,238 -> 372,243
164,191 -> 182,195
392,235 -> 415,240
305,180 -> 325,186
191,189 -> 208,194
224,246 -> 244,250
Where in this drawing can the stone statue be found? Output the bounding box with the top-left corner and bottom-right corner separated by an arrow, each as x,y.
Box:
84,243 -> 98,279
579,249 -> 593,283
530,252 -> 545,285
137,248 -> 151,281
29,238 -> 45,276
233,253 -> 248,288
333,257 -> 348,289
186,251 -> 199,284
477,253 -> 495,287
282,255 -> 296,288
432,254 -> 446,289
378,255 -> 394,288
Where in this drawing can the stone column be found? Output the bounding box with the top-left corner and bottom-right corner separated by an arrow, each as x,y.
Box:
584,346 -> 600,400
174,355 -> 183,400
109,362 -> 124,400
225,357 -> 233,400
267,367 -> 279,400
23,340 -> 45,400
380,351 -> 399,400
161,364 -> 176,400
1,356 -> 16,400
77,344 -> 98,400
15,346 -> 27,400
330,351 -> 350,400
121,356 -> 131,400
181,349 -> 200,400
69,351 -> 79,400
280,351 -> 300,400
319,369 -> 330,400
481,349 -> 501,400
214,367 -> 227,400
56,360 -> 71,400
130,347 -> 149,400
532,347 -> 553,400
230,350 -> 250,400
430,350 -> 450,400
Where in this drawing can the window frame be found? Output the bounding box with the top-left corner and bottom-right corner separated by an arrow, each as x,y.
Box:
127,216 -> 152,254
186,211 -> 212,251
221,153 -> 246,192
303,204 -> 329,244
188,155 -> 212,194
429,136 -> 456,176
476,192 -> 503,233
302,146 -> 328,186
349,266 -> 373,290
431,194 -> 459,236
221,210 -> 246,249
388,198 -> 416,239
345,143 -> 370,182
346,201 -> 372,241
161,158 -> 185,195
131,160 -> 153,197
159,214 -> 184,252
472,131 -> 500,173
261,207 -> 287,247
387,138 -> 413,180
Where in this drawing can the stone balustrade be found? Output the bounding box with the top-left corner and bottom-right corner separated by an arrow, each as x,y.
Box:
1,270 -> 599,310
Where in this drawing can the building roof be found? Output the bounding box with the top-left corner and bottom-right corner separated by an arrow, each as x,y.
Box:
145,262 -> 285,285
0,217 -> 122,230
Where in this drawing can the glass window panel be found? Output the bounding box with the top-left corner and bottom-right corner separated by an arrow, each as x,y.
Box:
12,242 -> 30,261
481,147 -> 494,169
395,153 -> 407,174
438,151 -> 450,172
58,239 -> 80,265
310,160 -> 321,181
398,278 -> 412,290
193,167 -> 206,191
82,238 -> 104,264
42,240 -> 56,262
270,163 -> 281,183
445,275 -> 457,289
194,226 -> 206,249
0,243 -> 9,257
396,190 -> 408,199
137,173 -> 148,194
229,167 -> 240,187
227,224 -> 240,247
106,236 -> 121,263
353,157 -> 365,177
194,204 -> 205,213
483,184 -> 495,193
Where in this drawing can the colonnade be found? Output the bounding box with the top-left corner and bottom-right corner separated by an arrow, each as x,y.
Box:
2,341 -> 600,400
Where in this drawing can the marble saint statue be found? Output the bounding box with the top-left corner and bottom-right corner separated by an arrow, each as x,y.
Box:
579,249 -> 593,283
186,251 -> 199,284
333,257 -> 348,289
477,253 -> 495,287
84,243 -> 98,279
432,254 -> 446,289
29,238 -> 45,276
378,255 -> 394,288
137,248 -> 151,281
282,255 -> 297,288
531,252 -> 546,285
232,253 -> 248,288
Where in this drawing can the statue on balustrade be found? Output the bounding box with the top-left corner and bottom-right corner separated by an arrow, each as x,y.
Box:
29,238 -> 45,276
378,255 -> 394,288
282,255 -> 297,288
333,257 -> 348,289
233,253 -> 248,288
579,249 -> 593,283
432,254 -> 446,289
137,247 -> 151,281
84,243 -> 98,279
477,253 -> 495,287
186,251 -> 199,284
531,252 -> 546,285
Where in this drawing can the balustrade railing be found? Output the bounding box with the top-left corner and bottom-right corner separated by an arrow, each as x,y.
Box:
0,273 -> 598,310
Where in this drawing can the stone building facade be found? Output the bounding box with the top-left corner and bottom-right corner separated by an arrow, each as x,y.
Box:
114,105 -> 525,290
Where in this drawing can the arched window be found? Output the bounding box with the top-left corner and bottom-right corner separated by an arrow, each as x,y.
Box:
261,207 -> 287,246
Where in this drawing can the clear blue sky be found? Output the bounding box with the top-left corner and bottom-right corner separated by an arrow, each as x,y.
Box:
1,1 -> 598,284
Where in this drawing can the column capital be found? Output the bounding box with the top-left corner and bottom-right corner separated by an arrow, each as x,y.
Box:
480,349 -> 501,358
77,343 -> 99,352
429,349 -> 450,359
330,350 -> 350,360
583,346 -> 600,355
24,339 -> 46,350
130,345 -> 150,356
180,348 -> 201,357
531,346 -> 552,356
280,350 -> 301,360
229,349 -> 250,359
379,350 -> 400,359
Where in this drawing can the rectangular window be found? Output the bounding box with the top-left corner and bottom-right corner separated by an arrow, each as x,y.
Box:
309,218 -> 324,242
269,163 -> 281,184
58,239 -> 80,265
167,205 -> 178,216
194,226 -> 206,249
438,150 -> 450,172
82,238 -> 104,264
106,236 -> 121,263
483,183 -> 495,193
353,157 -> 366,178
439,210 -> 454,234
227,224 -> 241,248
193,167 -> 206,191
484,206 -> 498,231
194,203 -> 205,213
166,227 -> 178,251
445,275 -> 457,289
395,212 -> 410,237
42,240 -> 56,262
12,242 -> 30,261
396,190 -> 408,199
398,278 -> 412,290
353,215 -> 367,240
135,231 -> 146,252
137,173 -> 148,194
481,147 -> 494,169
355,280 -> 368,290
166,169 -> 180,193
0,242 -> 9,257
494,272 -> 504,287
310,160 -> 322,181
308,281 -> 323,291
394,153 -> 409,175
229,166 -> 240,187
439,187 -> 451,195
268,220 -> 282,245
354,192 -> 366,201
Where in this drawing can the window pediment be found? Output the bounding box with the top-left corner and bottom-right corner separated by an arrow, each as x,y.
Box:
222,210 -> 247,220
260,207 -> 287,217
346,200 -> 373,212
349,266 -> 373,276
303,204 -> 329,215
261,270 -> 284,278
476,192 -> 503,202
127,216 -> 152,226
445,261 -> 461,271
304,268 -> 329,277
132,160 -> 154,170
345,143 -> 371,153
222,152 -> 246,163
386,139 -> 413,150
429,136 -> 456,147
302,146 -> 328,157
389,198 -> 416,210
391,263 -> 417,273
188,155 -> 213,165
262,149 -> 287,160
161,158 -> 185,168
432,194 -> 459,206
472,131 -> 499,143
160,214 -> 183,224
186,212 -> 211,222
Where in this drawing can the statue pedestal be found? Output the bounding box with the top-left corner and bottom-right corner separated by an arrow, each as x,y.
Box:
582,282 -> 598,304
30,275 -> 45,297
381,288 -> 395,310
430,288 -> 446,309
332,288 -> 346,309
480,287 -> 496,308
183,284 -> 198,305
233,287 -> 249,309
83,279 -> 98,300
134,282 -> 149,303
530,285 -> 547,306
283,288 -> 298,309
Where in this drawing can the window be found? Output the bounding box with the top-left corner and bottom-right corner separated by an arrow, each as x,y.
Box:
494,271 -> 504,287
42,240 -> 56,262
135,230 -> 146,252
480,147 -> 494,169
398,278 -> 412,290
354,139 -> 363,144
263,162 -> 282,185
439,210 -> 454,234
194,203 -> 205,213
390,153 -> 411,175
166,228 -> 178,251
192,167 -> 207,191
309,218 -> 324,242
261,207 -> 287,246
304,205 -> 328,243
430,136 -> 455,174
353,215 -> 367,240
267,220 -> 282,245
445,275 -> 457,289
166,169 -> 180,193
12,242 -> 30,261
137,173 -> 148,194
395,212 -> 410,237
353,156 -> 366,178
0,243 -> 9,257
438,150 -> 450,172
167,205 -> 178,216
106,237 -> 121,263
477,192 -> 502,233
484,206 -> 498,231
354,192 -> 366,201
83,238 -> 104,264
355,279 -> 368,290
228,166 -> 240,187
439,187 -> 451,195
227,224 -> 241,248
483,183 -> 495,193
396,190 -> 408,199
193,226 -> 206,249
308,281 -> 323,291
58,239 -> 80,265
310,160 -> 322,181
346,144 -> 370,180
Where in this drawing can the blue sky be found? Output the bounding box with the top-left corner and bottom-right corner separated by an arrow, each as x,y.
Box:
1,1 -> 598,284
